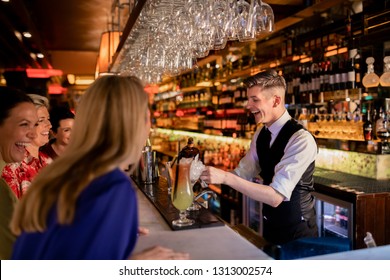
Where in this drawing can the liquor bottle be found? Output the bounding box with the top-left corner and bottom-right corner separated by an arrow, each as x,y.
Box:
298,107 -> 309,129
345,12 -> 352,39
376,113 -> 390,153
319,61 -> 325,92
334,58 -> 343,91
309,107 -> 320,122
328,59 -> 335,92
375,107 -> 385,138
363,110 -> 374,141
179,137 -> 200,159
379,56 -> 390,87
284,72 -> 294,104
305,65 -> 312,103
322,60 -> 331,92
340,55 -> 348,90
354,50 -> 362,89
299,65 -> 307,97
218,90 -> 234,109
372,109 -> 378,140
347,49 -> 357,89
286,38 -> 293,56
293,66 -> 301,103
311,63 -> 320,103
362,57 -> 380,88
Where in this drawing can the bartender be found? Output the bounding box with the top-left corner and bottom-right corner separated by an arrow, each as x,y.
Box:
200,70 -> 318,247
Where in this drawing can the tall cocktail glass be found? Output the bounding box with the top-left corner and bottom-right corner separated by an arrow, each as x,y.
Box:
170,159 -> 195,227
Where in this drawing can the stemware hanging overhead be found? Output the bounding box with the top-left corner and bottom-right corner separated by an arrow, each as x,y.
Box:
113,0 -> 275,84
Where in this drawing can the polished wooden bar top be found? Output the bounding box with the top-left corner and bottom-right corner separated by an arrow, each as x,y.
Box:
132,178 -> 272,260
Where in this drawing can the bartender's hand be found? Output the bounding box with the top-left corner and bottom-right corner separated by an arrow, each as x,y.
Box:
200,166 -> 227,185
129,245 -> 190,260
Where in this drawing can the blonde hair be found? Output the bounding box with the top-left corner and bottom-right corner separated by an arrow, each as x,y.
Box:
27,94 -> 50,109
11,75 -> 149,234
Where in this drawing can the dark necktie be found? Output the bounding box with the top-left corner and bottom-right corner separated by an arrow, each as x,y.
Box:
264,127 -> 271,148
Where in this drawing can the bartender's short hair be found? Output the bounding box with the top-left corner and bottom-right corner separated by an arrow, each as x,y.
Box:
244,69 -> 286,91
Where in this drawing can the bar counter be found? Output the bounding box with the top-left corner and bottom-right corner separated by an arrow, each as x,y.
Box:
131,177 -> 272,260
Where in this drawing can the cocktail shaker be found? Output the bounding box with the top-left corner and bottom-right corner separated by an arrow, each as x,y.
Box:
141,145 -> 158,184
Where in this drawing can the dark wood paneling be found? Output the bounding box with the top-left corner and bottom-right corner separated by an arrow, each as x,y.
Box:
355,193 -> 389,249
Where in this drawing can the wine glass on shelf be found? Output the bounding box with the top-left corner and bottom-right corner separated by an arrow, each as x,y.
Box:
169,158 -> 195,227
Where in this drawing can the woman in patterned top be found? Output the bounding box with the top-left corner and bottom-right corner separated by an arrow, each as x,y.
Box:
1,94 -> 52,198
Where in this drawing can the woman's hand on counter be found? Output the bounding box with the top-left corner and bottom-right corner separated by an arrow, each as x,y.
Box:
129,245 -> 190,260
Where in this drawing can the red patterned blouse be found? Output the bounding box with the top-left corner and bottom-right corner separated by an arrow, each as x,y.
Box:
1,150 -> 52,199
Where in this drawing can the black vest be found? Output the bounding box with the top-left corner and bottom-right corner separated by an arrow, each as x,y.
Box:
256,119 -> 317,244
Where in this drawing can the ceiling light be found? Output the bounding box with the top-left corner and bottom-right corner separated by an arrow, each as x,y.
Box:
14,31 -> 22,41
75,76 -> 95,85
67,74 -> 75,85
96,31 -> 122,74
25,69 -> 63,78
37,53 -> 44,59
23,32 -> 32,38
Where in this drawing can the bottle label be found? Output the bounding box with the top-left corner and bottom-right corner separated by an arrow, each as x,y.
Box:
329,75 -> 335,85
364,127 -> 373,141
348,71 -> 356,82
335,73 -> 341,84
342,72 -> 348,83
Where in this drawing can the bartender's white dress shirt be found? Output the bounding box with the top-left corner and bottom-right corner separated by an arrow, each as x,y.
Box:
233,110 -> 318,201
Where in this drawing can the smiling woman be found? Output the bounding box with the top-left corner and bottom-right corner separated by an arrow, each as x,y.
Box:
0,86 -> 37,259
1,93 -> 52,199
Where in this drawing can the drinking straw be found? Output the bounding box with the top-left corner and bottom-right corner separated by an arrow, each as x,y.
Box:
173,141 -> 181,200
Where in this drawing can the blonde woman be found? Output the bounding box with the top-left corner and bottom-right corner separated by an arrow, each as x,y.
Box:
1,94 -> 52,198
11,75 -> 189,260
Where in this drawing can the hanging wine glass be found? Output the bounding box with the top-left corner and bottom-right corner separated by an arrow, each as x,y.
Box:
211,0 -> 228,50
225,0 -> 239,41
259,0 -> 274,34
237,0 -> 254,42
